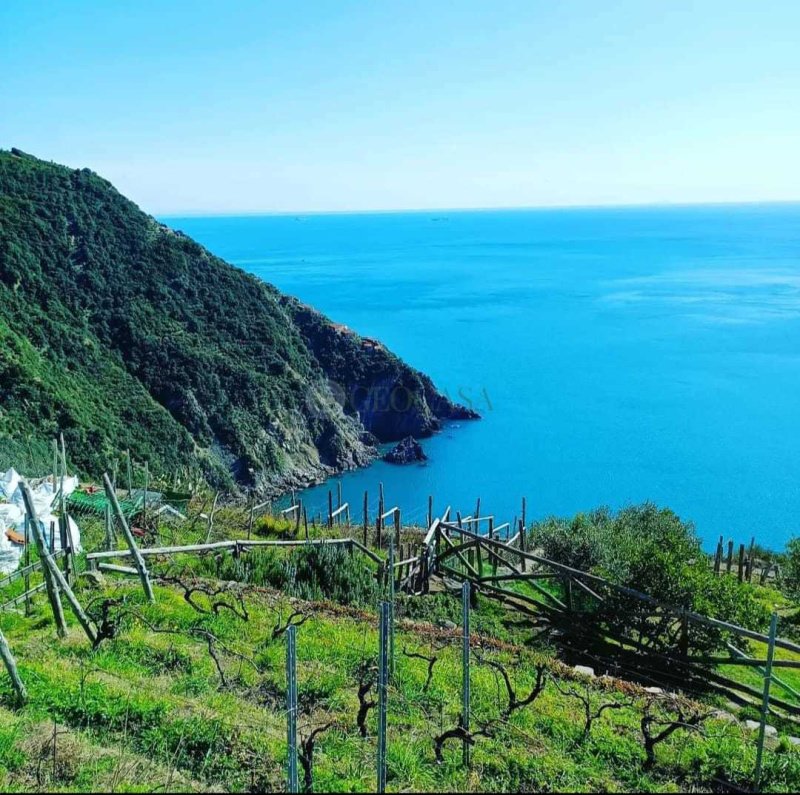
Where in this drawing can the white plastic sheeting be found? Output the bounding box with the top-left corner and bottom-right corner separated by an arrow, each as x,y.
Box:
0,469 -> 82,576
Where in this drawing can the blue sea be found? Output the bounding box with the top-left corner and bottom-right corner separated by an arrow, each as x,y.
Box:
164,205 -> 800,550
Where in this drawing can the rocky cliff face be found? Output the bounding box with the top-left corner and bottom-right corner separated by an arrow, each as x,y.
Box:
284,299 -> 479,442
0,149 -> 477,494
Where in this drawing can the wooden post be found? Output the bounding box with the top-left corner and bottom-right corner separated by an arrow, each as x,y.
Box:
521,497 -> 526,541
59,432 -> 67,480
754,612 -> 778,791
328,490 -> 334,529
63,512 -> 77,585
23,516 -> 30,616
363,490 -> 369,548
427,495 -> 433,529
126,449 -> 133,495
738,543 -> 745,582
205,492 -> 219,544
295,499 -> 302,535
0,627 -> 26,705
519,519 -> 527,572
143,460 -> 149,528
489,518 -> 498,576
303,507 -> 309,540
377,482 -> 384,548
21,482 -> 97,645
247,498 -> 255,541
25,500 -> 66,638
52,438 -> 58,494
714,536 -> 722,575
104,503 -> 114,551
679,604 -> 690,658
727,540 -> 734,573
103,473 -> 155,603
394,508 -> 401,546
337,481 -> 342,521
747,536 -> 756,583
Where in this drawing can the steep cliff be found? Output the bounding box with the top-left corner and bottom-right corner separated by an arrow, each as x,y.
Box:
0,149 -> 476,493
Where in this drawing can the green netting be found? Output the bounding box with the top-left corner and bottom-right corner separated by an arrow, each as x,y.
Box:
67,491 -> 143,517
66,489 -> 191,517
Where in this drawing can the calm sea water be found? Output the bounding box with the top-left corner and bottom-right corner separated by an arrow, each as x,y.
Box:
164,205 -> 800,550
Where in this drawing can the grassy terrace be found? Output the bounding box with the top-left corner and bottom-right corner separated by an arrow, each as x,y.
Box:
1,501 -> 800,791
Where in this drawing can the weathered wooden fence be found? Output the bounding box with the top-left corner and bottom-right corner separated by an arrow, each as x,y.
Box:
0,550 -> 67,612
402,520 -> 800,720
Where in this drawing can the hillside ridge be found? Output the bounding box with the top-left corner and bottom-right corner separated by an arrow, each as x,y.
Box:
0,148 -> 476,492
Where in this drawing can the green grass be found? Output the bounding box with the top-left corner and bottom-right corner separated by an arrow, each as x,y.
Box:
2,565 -> 800,792
3,500 -> 800,791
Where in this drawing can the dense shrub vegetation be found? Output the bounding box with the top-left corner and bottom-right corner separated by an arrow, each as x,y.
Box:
531,503 -> 771,654
195,544 -> 382,606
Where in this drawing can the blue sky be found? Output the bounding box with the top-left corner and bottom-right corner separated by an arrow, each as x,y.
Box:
2,0 -> 798,213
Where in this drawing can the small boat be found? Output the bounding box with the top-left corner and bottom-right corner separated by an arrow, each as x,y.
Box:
5,529 -> 26,546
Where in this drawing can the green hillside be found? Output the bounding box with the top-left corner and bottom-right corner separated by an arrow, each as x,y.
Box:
0,149 -> 474,491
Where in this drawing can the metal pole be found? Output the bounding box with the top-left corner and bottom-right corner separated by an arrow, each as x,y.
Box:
754,611 -> 778,790
286,624 -> 299,793
462,580 -> 471,768
377,602 -> 389,793
388,542 -> 395,679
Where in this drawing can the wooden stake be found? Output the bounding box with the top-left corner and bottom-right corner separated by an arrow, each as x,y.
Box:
738,543 -> 745,582
104,503 -> 114,551
23,516 -> 30,616
394,508 -> 401,546
363,490 -> 369,547
25,504 -> 66,637
21,482 -> 97,644
377,482 -> 385,548
754,612 -> 778,790
143,461 -> 149,528
103,473 -> 155,603
0,627 -> 26,705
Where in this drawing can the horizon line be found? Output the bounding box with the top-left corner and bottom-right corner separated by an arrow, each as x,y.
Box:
156,197 -> 800,219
